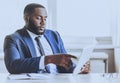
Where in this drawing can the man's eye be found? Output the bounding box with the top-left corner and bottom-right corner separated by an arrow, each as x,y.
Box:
36,17 -> 41,20
44,18 -> 47,21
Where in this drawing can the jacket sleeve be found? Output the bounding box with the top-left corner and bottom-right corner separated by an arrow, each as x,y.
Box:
4,35 -> 40,74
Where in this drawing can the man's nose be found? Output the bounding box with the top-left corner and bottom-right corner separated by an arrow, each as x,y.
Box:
40,19 -> 46,26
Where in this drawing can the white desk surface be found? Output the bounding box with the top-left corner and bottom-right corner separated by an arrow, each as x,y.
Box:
1,73 -> 120,83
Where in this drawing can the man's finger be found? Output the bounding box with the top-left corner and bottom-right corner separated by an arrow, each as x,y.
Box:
66,54 -> 77,59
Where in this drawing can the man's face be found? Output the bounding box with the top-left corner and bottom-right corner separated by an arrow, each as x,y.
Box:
28,7 -> 47,35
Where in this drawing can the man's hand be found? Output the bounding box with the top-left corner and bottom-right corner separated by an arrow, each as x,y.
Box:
79,61 -> 90,74
45,54 -> 77,71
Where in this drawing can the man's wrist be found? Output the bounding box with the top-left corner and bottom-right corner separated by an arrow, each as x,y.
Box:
45,56 -> 51,65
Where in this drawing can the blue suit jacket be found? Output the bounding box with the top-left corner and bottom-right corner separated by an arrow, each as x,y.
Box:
4,28 -> 68,74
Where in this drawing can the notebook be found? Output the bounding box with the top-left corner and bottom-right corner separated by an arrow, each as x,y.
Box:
73,45 -> 95,74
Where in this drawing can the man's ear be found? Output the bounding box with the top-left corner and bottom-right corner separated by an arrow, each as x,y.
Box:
24,15 -> 29,23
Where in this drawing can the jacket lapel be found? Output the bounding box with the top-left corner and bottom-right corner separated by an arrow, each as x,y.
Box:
44,30 -> 60,54
19,28 -> 37,57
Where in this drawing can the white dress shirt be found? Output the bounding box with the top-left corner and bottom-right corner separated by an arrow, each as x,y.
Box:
27,30 -> 53,71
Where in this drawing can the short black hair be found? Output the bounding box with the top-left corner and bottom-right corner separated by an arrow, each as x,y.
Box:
24,3 -> 45,15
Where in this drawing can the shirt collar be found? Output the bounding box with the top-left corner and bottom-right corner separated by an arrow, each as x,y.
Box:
26,29 -> 43,39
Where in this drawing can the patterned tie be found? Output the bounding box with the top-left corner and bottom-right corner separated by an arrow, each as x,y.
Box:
35,36 -> 45,56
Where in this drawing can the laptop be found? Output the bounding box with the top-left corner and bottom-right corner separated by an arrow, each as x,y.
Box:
73,45 -> 95,74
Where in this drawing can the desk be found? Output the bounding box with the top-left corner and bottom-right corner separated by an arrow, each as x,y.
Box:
1,73 -> 120,83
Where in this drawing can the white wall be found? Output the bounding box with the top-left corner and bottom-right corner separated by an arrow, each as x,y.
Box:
57,0 -> 111,36
55,0 -> 120,46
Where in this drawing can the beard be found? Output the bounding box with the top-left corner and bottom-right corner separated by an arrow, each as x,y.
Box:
27,18 -> 45,35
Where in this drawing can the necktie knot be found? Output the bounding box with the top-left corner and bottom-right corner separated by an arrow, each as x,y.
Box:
35,36 -> 45,55
35,36 -> 41,41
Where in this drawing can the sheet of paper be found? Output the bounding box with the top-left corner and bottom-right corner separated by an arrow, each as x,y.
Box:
8,73 -> 54,80
73,45 -> 95,74
8,74 -> 30,80
28,73 -> 54,79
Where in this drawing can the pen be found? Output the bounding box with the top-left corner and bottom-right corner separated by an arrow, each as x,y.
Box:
26,73 -> 31,77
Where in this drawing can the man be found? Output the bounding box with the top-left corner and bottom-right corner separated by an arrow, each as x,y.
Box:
4,3 -> 89,74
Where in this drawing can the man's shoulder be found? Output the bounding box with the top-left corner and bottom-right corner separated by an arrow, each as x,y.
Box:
45,29 -> 55,33
5,28 -> 25,40
45,29 -> 58,35
44,29 -> 61,40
